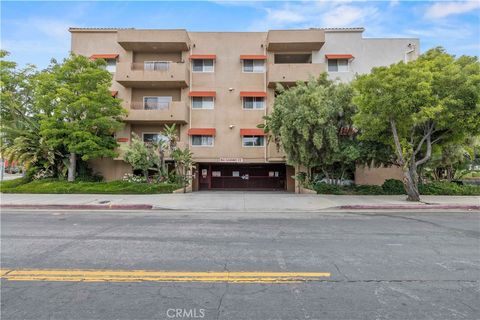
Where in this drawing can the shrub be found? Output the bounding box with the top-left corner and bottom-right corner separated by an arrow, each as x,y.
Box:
419,181 -> 480,196
350,184 -> 384,195
382,179 -> 405,195
314,183 -> 345,195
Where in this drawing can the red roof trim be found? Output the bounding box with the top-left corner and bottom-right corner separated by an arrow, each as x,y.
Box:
188,91 -> 216,97
240,55 -> 267,60
325,54 -> 354,60
188,128 -> 216,136
240,91 -> 267,98
189,54 -> 216,60
240,129 -> 266,136
90,54 -> 119,60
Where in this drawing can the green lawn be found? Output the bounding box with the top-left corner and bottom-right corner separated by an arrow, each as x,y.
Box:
0,178 -> 180,194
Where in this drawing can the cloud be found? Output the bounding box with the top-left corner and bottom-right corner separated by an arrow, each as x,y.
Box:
322,5 -> 378,27
248,1 -> 377,30
425,1 -> 480,19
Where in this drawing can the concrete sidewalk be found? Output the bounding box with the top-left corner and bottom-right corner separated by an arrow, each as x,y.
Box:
1,192 -> 479,211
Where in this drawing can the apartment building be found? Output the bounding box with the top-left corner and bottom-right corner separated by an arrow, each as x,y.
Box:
69,27 -> 419,191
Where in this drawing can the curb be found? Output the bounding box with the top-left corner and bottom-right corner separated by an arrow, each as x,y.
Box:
338,204 -> 480,210
1,204 -> 153,210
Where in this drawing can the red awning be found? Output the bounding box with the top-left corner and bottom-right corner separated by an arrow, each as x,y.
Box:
325,54 -> 354,60
240,55 -> 267,60
110,91 -> 118,97
90,54 -> 119,60
188,128 -> 216,136
117,137 -> 129,142
240,129 -> 266,136
188,91 -> 216,97
240,91 -> 267,98
189,54 -> 216,60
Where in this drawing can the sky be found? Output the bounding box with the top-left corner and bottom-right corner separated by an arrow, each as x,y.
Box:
1,0 -> 479,69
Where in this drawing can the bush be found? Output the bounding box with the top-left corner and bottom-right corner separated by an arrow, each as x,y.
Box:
350,184 -> 384,195
419,181 -> 480,196
313,183 -> 345,195
382,179 -> 405,195
0,178 -> 180,194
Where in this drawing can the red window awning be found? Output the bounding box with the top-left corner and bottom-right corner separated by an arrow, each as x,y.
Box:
240,91 -> 267,98
240,55 -> 267,60
188,91 -> 216,97
325,54 -> 354,60
240,128 -> 266,136
189,54 -> 216,60
117,137 -> 129,142
90,54 -> 119,60
110,91 -> 118,97
188,128 -> 216,136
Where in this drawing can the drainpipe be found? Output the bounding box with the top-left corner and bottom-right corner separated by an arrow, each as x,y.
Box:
263,41 -> 268,163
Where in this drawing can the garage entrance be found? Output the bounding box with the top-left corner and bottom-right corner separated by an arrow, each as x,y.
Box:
198,163 -> 286,190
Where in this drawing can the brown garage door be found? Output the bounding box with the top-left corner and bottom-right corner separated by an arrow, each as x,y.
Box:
199,164 -> 286,190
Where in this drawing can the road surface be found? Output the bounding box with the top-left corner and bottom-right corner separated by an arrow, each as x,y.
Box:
1,209 -> 479,320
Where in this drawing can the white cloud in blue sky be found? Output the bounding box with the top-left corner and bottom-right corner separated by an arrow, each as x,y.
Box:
1,1 -> 479,68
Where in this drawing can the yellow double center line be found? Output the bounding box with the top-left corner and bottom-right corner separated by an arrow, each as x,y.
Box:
0,268 -> 330,283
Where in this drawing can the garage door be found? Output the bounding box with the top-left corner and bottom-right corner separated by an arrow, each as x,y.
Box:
199,164 -> 286,190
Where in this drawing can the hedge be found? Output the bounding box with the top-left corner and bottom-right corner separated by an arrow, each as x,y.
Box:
0,178 -> 180,194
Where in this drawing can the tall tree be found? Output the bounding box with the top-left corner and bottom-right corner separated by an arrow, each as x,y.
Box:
34,54 -> 126,181
262,74 -> 358,183
354,48 -> 480,201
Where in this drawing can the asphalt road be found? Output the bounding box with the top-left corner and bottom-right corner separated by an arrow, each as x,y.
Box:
1,209 -> 479,320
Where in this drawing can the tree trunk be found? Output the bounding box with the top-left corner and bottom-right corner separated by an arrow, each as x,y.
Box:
183,165 -> 187,193
67,153 -> 76,182
403,163 -> 420,202
144,170 -> 149,183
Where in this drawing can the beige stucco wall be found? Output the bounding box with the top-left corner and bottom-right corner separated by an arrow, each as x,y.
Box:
88,158 -> 132,181
355,165 -> 404,186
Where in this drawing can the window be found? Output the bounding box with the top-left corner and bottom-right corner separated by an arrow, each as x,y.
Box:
192,59 -> 214,72
192,97 -> 214,109
191,135 -> 214,146
243,59 -> 265,72
144,61 -> 170,71
105,59 -> 117,73
327,59 -> 349,72
143,133 -> 168,143
242,136 -> 265,147
143,96 -> 172,110
243,97 -> 264,110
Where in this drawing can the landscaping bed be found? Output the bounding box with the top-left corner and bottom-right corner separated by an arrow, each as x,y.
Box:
0,178 -> 180,194
313,179 -> 480,196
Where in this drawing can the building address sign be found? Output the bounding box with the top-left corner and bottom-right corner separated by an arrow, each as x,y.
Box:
219,157 -> 244,163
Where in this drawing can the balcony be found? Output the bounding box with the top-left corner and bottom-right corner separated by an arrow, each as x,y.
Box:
125,101 -> 188,124
267,63 -> 326,87
116,62 -> 189,88
117,29 -> 190,52
267,29 -> 325,52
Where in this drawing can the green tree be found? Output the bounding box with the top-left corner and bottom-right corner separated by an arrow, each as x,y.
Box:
123,134 -> 156,182
354,48 -> 480,201
171,147 -> 194,193
262,74 -> 359,183
34,54 -> 126,181
0,51 -> 62,176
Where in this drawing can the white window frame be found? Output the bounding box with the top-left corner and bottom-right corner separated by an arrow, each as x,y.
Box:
242,97 -> 265,110
191,135 -> 215,147
144,61 -> 170,71
191,96 -> 215,110
142,132 -> 169,144
192,59 -> 215,73
327,59 -> 350,72
242,136 -> 265,147
143,96 -> 172,110
242,59 -> 265,73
